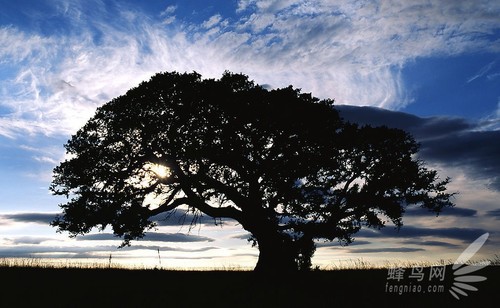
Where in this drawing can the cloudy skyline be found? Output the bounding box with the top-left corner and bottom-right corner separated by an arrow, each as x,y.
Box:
0,0 -> 499,269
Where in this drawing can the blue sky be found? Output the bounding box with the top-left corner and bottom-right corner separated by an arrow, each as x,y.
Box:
0,0 -> 499,269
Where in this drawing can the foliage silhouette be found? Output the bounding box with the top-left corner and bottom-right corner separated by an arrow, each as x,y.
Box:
51,71 -> 454,272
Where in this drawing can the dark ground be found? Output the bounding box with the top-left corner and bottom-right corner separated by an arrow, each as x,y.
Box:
0,265 -> 498,307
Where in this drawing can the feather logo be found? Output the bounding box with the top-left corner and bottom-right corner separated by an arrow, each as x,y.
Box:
449,233 -> 490,300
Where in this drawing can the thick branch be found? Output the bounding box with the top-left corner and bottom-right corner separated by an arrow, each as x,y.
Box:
148,195 -> 187,216
167,157 -> 244,222
192,173 -> 250,209
187,196 -> 243,221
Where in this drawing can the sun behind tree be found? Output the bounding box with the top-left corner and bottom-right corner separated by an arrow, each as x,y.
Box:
148,163 -> 171,179
50,71 -> 454,272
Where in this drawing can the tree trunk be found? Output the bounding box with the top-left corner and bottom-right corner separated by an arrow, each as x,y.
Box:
253,232 -> 298,273
241,212 -> 315,272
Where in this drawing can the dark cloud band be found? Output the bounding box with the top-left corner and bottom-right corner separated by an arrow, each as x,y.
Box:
337,105 -> 500,190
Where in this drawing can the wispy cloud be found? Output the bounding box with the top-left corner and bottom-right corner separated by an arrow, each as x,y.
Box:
0,27 -> 55,63
0,12 -> 184,138
1,1 -> 498,139
0,243 -> 219,258
487,72 -> 500,80
19,144 -> 64,165
402,239 -> 460,248
160,5 -> 177,16
467,60 -> 497,83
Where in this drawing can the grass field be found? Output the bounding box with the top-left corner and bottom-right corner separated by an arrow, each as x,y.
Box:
0,258 -> 498,307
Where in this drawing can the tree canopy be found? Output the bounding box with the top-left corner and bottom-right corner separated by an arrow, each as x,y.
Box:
51,71 -> 454,272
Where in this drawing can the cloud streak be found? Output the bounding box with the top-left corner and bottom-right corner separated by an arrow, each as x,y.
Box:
0,243 -> 219,258
347,247 -> 425,254
4,236 -> 55,245
77,232 -> 214,243
405,207 -> 478,218
486,209 -> 500,220
358,225 -> 487,242
467,60 -> 497,83
1,213 -> 57,225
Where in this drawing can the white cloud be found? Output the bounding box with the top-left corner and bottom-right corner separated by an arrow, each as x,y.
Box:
237,0 -> 255,13
0,0 -> 498,139
202,14 -> 222,29
215,0 -> 499,106
161,16 -> 176,25
19,144 -> 63,166
0,27 -> 55,63
0,24 -> 182,138
160,5 -> 177,16
160,5 -> 177,25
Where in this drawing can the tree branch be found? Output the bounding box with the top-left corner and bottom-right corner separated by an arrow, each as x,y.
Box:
148,197 -> 189,216
166,156 -> 244,222
192,173 -> 250,210
187,196 -> 243,221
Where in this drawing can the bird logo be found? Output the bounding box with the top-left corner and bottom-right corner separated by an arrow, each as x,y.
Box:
449,233 -> 490,300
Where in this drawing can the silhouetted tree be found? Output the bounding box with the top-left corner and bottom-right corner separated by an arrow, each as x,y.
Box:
51,71 -> 454,272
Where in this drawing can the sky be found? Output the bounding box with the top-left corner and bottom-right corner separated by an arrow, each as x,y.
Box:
0,0 -> 499,269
